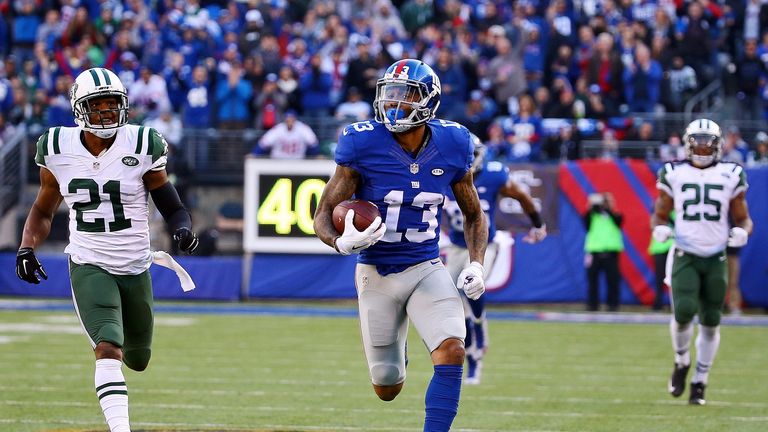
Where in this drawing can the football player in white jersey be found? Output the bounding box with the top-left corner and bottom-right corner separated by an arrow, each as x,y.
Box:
15,68 -> 199,432
651,118 -> 753,405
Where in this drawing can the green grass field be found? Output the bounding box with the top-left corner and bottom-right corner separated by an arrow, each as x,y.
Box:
1,302 -> 767,432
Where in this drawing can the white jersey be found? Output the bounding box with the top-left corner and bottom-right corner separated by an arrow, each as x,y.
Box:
657,161 -> 747,257
35,125 -> 168,275
258,120 -> 318,159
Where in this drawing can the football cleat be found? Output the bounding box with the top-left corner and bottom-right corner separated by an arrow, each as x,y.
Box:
689,382 -> 706,405
465,357 -> 482,385
668,363 -> 690,397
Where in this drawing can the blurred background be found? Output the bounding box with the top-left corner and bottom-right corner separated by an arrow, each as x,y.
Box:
0,0 -> 766,310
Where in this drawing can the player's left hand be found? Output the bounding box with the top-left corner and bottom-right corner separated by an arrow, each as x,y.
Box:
727,227 -> 748,248
457,261 -> 485,300
174,228 -> 200,254
522,225 -> 547,244
16,247 -> 48,284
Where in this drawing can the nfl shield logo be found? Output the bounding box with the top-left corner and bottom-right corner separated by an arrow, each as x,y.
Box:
410,163 -> 419,174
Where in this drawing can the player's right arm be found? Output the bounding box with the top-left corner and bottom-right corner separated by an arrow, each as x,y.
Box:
20,167 -> 63,249
313,165 -> 361,249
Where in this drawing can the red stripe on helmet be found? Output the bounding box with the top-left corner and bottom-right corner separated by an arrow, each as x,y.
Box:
394,60 -> 407,76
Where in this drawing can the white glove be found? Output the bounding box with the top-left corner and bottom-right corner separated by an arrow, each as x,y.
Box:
652,225 -> 673,243
152,251 -> 195,292
522,224 -> 547,244
334,209 -> 386,255
727,227 -> 748,248
457,261 -> 485,300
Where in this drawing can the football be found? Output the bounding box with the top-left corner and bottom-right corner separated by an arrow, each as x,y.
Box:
332,199 -> 381,233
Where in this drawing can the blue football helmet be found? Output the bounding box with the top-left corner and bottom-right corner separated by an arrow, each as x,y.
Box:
374,59 -> 441,133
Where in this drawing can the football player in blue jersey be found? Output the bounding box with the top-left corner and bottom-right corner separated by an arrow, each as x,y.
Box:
314,59 -> 488,432
442,134 -> 547,385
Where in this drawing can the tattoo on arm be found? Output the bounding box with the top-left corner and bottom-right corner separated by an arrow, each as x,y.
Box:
313,166 -> 361,247
452,171 -> 488,264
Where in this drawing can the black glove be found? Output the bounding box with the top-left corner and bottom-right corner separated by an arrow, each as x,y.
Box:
173,227 -> 199,254
16,247 -> 48,284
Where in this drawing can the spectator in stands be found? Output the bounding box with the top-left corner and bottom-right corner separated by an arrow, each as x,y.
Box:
675,1 -> 715,84
129,67 -> 172,122
523,24 -> 545,92
276,65 -> 301,113
664,55 -> 698,112
458,90 -> 495,141
345,39 -> 378,104
599,129 -> 620,160
659,131 -> 686,162
46,75 -> 76,128
251,110 -> 320,159
626,120 -> 657,142
502,94 -> 542,162
544,79 -> 577,118
747,131 -> 768,167
144,109 -> 182,149
733,39 -> 767,121
182,65 -> 212,170
334,86 -> 370,122
543,122 -> 581,161
587,32 -> 624,115
11,0 -> 40,64
215,63 -> 253,129
61,6 -> 99,48
722,126 -> 749,163
37,10 -> 65,52
623,43 -> 663,113
488,27 -> 526,115
300,53 -> 334,117
94,5 -> 119,45
254,73 -> 288,130
239,9 -> 264,57
321,47 -> 348,107
434,47 -> 468,120
162,53 -> 191,113
583,192 -> 624,312
401,0 -> 433,36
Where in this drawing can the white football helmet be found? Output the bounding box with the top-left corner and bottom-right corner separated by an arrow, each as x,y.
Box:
70,68 -> 129,138
683,118 -> 722,167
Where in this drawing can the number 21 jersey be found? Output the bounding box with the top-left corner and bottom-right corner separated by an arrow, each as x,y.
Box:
35,125 -> 168,274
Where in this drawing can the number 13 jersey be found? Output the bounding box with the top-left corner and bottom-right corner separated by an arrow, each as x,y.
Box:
336,119 -> 473,265
657,161 -> 747,257
34,125 -> 168,274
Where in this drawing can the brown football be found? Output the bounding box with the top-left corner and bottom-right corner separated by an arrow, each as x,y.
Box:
332,199 -> 381,233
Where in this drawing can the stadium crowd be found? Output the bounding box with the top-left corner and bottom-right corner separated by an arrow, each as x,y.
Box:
0,0 -> 767,164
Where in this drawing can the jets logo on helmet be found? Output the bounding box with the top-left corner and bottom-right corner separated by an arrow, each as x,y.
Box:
683,118 -> 722,168
71,68 -> 129,139
374,59 -> 441,133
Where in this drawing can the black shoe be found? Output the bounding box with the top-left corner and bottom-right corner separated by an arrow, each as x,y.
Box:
668,363 -> 690,397
689,382 -> 706,405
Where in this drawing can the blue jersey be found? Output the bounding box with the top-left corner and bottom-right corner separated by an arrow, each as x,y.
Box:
335,119 -> 473,265
444,160 -> 509,248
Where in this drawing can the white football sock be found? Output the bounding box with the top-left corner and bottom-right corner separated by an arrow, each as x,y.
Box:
670,318 -> 693,366
95,359 -> 130,432
693,325 -> 720,384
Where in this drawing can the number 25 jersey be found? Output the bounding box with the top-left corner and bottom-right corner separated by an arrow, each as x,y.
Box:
336,119 -> 473,265
656,161 -> 747,257
35,125 -> 168,275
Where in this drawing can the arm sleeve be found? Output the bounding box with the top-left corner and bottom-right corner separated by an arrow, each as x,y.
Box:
149,182 -> 192,232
